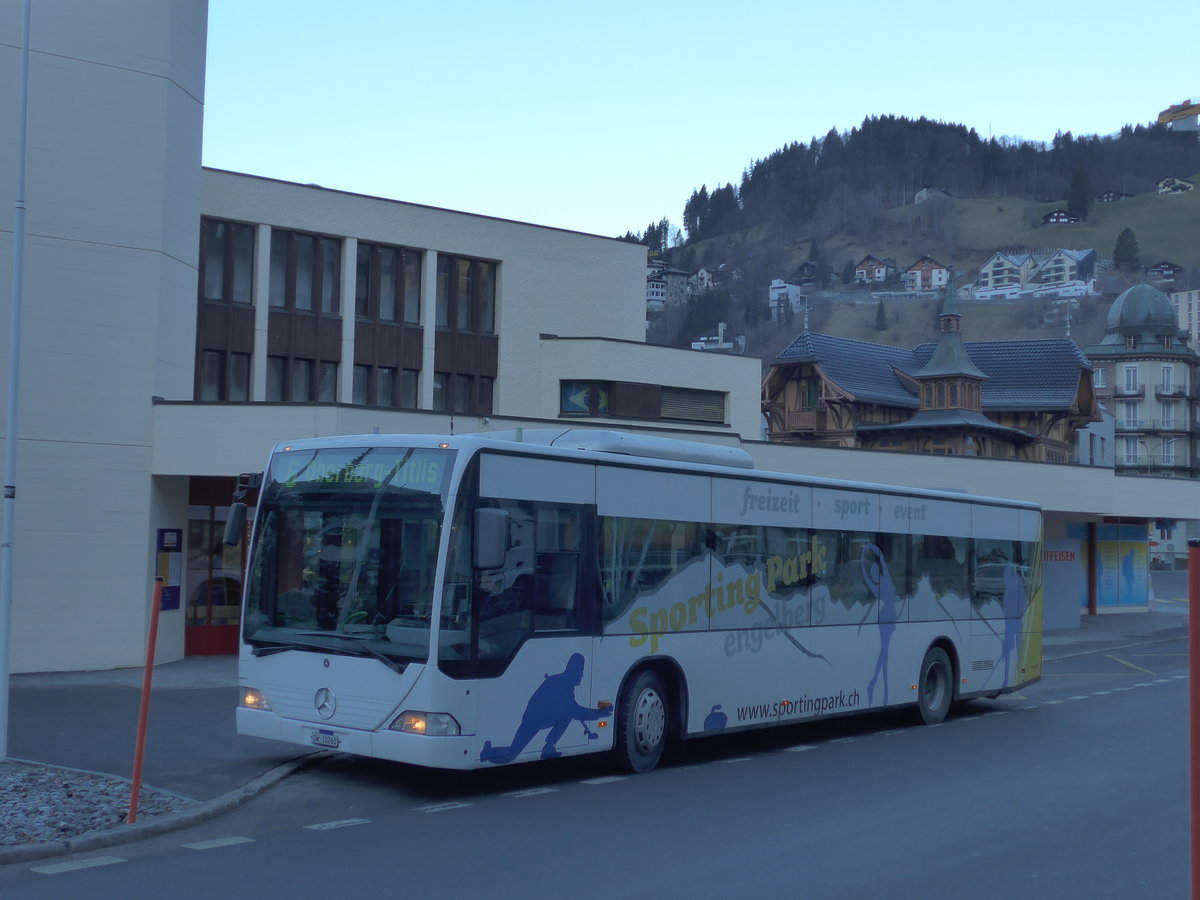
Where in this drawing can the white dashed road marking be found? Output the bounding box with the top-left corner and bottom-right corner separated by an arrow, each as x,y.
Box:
305,818 -> 373,830
182,836 -> 256,850
33,856 -> 125,875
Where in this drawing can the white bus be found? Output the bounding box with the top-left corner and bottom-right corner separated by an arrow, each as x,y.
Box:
234,429 -> 1042,773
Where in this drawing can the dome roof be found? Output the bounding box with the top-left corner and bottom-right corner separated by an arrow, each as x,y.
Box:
1106,284 -> 1177,330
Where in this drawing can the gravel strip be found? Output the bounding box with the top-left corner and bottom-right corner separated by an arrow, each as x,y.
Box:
1,759 -> 195,847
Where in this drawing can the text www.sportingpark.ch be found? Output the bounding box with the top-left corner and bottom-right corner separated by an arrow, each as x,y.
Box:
736,690 -> 861,722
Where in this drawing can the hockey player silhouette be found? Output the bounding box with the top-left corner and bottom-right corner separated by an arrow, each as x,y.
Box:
480,653 -> 611,763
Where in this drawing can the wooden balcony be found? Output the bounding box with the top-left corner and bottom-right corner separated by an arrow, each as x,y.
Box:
784,409 -> 826,432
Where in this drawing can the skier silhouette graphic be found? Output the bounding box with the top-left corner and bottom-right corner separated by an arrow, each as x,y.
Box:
862,544 -> 898,706
480,653 -> 611,764
1000,564 -> 1027,684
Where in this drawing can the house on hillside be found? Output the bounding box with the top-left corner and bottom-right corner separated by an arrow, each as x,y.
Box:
768,279 -> 807,322
854,254 -> 895,283
1038,249 -> 1098,286
1040,209 -> 1080,226
761,286 -> 1099,462
646,258 -> 690,310
977,251 -> 1037,292
1146,261 -> 1185,284
1158,176 -> 1195,194
792,261 -> 818,287
1097,190 -> 1130,203
693,264 -> 735,293
901,256 -> 949,292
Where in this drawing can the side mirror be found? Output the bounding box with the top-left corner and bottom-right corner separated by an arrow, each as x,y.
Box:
473,508 -> 509,570
223,502 -> 247,546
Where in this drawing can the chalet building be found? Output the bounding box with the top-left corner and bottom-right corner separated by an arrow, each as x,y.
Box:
1084,284 -> 1200,478
1040,209 -> 1080,226
854,255 -> 895,283
900,255 -> 949,292
762,285 -> 1099,461
1097,190 -> 1131,203
792,261 -> 818,287
1157,176 -> 1195,195
1146,261 -> 1185,284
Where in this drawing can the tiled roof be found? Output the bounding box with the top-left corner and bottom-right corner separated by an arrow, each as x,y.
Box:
914,338 -> 1091,411
775,332 -> 1091,412
774,332 -> 921,407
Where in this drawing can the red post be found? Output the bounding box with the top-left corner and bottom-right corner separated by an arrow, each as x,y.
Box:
128,577 -> 164,825
1189,541 -> 1200,899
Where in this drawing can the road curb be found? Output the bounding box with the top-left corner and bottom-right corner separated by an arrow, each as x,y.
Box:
0,752 -> 329,866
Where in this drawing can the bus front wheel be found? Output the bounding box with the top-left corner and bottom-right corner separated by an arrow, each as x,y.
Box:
616,669 -> 668,773
916,647 -> 953,725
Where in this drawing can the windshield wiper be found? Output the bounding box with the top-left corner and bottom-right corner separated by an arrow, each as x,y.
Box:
294,631 -> 410,674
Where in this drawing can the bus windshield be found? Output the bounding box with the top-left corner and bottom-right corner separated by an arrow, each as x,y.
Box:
243,446 -> 454,667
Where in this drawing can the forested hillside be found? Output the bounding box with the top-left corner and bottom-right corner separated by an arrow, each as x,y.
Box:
625,116 -> 1200,357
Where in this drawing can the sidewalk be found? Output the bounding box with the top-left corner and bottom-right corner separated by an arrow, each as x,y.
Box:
1,604 -> 1192,864
2,656 -> 319,864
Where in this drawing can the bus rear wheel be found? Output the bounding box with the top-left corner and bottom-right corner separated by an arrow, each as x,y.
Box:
916,647 -> 953,725
616,670 -> 668,773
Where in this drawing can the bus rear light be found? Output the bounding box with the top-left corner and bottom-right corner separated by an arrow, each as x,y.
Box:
241,688 -> 271,711
391,711 -> 461,736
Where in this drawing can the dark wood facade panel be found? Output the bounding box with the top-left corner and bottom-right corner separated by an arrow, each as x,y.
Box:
433,332 -> 499,377
354,322 -> 422,368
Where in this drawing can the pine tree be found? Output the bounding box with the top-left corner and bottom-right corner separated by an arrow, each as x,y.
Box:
1114,227 -> 1140,271
875,298 -> 888,331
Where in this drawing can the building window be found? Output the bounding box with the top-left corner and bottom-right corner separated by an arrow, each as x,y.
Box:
291,358 -> 313,402
1093,368 -> 1105,388
353,365 -> 370,405
432,373 -> 449,411
199,350 -> 252,402
436,254 -> 498,333
559,380 -> 723,425
269,229 -> 341,315
453,373 -> 473,412
200,350 -> 223,401
201,218 -> 255,304
561,381 -> 610,416
229,352 -> 251,402
266,356 -> 285,401
356,242 -> 421,323
375,367 -> 393,407
1123,366 -> 1139,392
400,369 -> 419,408
319,361 -> 338,403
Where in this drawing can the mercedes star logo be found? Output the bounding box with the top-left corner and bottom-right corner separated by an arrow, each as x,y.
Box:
314,687 -> 337,720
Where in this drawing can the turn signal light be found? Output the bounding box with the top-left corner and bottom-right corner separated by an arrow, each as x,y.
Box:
241,688 -> 271,710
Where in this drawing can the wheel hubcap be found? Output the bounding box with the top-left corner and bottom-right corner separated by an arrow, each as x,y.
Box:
633,688 -> 665,753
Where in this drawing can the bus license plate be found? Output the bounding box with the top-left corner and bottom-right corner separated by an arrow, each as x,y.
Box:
310,729 -> 341,749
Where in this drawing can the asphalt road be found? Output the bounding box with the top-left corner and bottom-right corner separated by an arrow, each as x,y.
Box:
0,632 -> 1189,899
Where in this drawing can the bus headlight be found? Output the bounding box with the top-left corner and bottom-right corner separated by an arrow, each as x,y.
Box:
390,711 -> 461,736
241,688 -> 271,711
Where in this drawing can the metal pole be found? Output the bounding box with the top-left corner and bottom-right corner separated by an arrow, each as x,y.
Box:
1,0 -> 33,761
128,578 -> 164,825
1190,539 -> 1200,900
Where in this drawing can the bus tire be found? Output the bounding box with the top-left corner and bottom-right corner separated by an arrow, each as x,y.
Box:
616,669 -> 668,773
916,647 -> 953,725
